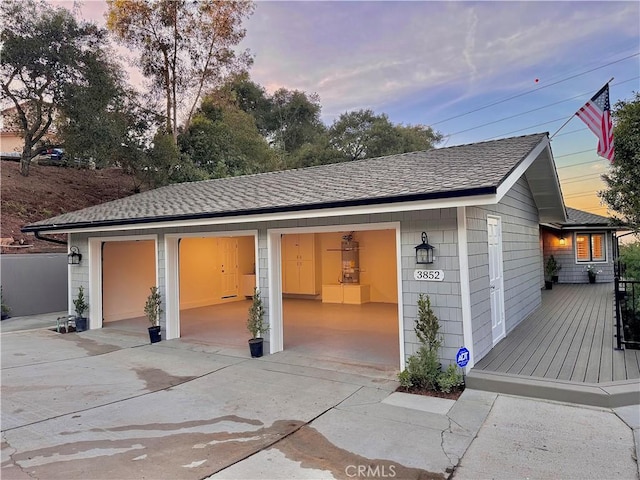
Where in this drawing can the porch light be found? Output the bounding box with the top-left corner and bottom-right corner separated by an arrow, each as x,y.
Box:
415,232 -> 434,265
68,246 -> 82,265
559,235 -> 566,246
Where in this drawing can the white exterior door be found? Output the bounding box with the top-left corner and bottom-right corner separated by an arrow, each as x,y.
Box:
488,216 -> 506,344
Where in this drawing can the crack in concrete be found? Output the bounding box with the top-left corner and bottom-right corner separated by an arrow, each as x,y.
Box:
440,415 -> 458,477
2,434 -> 37,479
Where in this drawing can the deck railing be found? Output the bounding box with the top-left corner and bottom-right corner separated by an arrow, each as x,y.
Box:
614,277 -> 640,350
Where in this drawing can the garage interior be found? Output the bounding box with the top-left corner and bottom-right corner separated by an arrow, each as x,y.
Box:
102,229 -> 399,369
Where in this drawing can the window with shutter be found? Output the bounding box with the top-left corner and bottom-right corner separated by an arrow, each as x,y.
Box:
575,232 -> 606,262
576,234 -> 589,261
591,234 -> 605,261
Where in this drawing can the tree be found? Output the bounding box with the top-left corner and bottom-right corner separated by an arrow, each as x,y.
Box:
215,73 -> 272,135
56,55 -> 145,169
178,95 -> 276,178
106,0 -> 254,144
287,133 -> 346,169
600,93 -> 640,231
620,242 -> 640,280
201,77 -> 327,170
329,109 -> 442,161
1,0 -> 113,176
268,88 -> 326,155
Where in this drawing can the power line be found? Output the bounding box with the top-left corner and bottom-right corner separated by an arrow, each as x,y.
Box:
553,127 -> 587,138
484,116 -> 567,140
430,52 -> 639,127
556,149 -> 595,158
557,159 -> 605,169
443,76 -> 639,141
564,191 -> 604,199
561,174 -> 603,184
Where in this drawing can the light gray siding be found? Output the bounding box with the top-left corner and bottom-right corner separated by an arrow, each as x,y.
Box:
67,183 -> 542,369
68,209 -> 465,366
542,229 -> 615,283
400,208 -> 462,365
467,177 -> 542,362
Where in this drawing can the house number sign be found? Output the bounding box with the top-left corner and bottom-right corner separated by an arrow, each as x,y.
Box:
413,269 -> 444,281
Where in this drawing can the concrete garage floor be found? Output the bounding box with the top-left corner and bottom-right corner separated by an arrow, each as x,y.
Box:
105,299 -> 400,370
1,325 -> 638,480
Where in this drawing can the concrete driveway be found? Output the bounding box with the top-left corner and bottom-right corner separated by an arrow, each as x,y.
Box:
1,322 -> 638,480
1,326 -> 493,480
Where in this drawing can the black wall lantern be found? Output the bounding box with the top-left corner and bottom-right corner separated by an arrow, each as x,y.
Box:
68,246 -> 82,265
415,232 -> 434,265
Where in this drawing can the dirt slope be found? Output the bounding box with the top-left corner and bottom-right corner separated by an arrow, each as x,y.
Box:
1,160 -> 141,253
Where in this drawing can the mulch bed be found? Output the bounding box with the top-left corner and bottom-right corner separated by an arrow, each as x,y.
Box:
395,386 -> 464,401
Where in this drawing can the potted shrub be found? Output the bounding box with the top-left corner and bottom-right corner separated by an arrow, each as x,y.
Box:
585,264 -> 601,284
550,255 -> 561,283
73,286 -> 89,331
1,286 -> 10,320
544,256 -> 559,290
247,288 -> 269,358
144,286 -> 162,343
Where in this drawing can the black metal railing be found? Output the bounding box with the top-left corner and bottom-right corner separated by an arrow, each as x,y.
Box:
615,277 -> 640,350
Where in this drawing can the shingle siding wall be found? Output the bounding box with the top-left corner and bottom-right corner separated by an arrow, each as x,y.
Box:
68,185 -> 539,368
400,208 -> 463,365
467,177 -> 542,362
542,229 -> 615,283
68,208 -> 465,366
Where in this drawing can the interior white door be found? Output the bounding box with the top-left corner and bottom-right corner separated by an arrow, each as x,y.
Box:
487,216 -> 506,344
219,238 -> 238,299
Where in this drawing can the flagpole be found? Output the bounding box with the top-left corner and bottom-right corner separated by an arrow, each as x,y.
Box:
550,77 -> 614,139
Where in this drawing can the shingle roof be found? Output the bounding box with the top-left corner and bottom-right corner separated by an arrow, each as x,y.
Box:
565,208 -> 613,226
23,133 -> 548,232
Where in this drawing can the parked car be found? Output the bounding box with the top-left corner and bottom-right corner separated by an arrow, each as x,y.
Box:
31,148 -> 65,166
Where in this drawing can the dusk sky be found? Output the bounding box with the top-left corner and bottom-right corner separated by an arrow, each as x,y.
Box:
54,1 -> 640,217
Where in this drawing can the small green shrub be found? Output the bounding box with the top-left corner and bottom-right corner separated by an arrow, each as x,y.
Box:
247,288 -> 269,339
144,286 -> 162,326
415,293 -> 442,351
403,346 -> 441,391
73,286 -> 89,317
397,369 -> 413,389
398,293 -> 465,394
437,364 -> 464,393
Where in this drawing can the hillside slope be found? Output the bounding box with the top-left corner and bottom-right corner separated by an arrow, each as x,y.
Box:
1,161 -> 142,253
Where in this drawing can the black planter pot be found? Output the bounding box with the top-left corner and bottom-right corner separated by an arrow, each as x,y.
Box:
248,338 -> 264,358
75,316 -> 88,332
148,325 -> 162,343
552,275 -> 559,284
588,275 -> 596,284
545,280 -> 553,290
1,313 -> 9,320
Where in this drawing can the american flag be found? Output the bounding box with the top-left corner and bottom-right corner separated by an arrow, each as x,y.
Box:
576,84 -> 615,162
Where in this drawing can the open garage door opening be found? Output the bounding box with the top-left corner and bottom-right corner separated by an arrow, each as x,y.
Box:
281,229 -> 400,369
178,235 -> 256,348
102,239 -> 157,334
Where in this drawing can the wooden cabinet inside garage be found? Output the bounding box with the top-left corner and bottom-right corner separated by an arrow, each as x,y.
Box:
282,234 -> 321,295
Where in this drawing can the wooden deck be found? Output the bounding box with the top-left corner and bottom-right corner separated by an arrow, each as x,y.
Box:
473,283 -> 640,384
